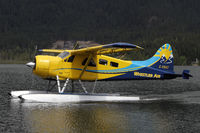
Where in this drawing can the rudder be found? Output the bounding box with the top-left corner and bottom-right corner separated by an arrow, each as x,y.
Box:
150,44 -> 174,72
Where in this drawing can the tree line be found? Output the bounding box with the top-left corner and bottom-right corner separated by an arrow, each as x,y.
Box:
0,0 -> 199,65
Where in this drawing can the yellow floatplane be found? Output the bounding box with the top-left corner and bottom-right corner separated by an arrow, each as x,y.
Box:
10,42 -> 192,102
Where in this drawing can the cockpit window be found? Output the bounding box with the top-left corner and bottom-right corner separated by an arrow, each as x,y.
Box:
110,61 -> 119,67
99,59 -> 108,65
67,55 -> 75,62
58,52 -> 69,59
82,58 -> 96,67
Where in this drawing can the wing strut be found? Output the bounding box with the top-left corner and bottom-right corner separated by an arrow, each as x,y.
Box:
78,54 -> 93,93
78,54 -> 93,80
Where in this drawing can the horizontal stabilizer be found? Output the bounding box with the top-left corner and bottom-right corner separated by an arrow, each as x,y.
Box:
182,70 -> 192,79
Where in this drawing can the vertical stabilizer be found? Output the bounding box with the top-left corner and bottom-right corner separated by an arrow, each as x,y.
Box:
150,44 -> 174,72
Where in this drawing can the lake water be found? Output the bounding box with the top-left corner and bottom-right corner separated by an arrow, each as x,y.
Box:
0,65 -> 200,133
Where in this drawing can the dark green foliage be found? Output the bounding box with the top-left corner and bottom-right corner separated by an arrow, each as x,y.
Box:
0,0 -> 199,64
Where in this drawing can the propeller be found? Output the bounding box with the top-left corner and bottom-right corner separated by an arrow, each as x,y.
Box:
26,45 -> 37,68
26,45 -> 38,90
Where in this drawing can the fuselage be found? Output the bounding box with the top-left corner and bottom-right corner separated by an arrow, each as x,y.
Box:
26,43 -> 191,81
33,53 -> 173,81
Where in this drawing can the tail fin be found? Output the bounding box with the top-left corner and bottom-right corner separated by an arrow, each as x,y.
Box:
150,43 -> 174,72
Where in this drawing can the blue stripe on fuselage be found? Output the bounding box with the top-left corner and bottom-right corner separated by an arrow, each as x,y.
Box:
106,66 -> 174,80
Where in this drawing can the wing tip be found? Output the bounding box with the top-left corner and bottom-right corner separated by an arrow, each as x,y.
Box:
136,46 -> 144,50
105,42 -> 144,49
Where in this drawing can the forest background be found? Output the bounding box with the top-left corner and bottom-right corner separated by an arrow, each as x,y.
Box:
0,0 -> 199,65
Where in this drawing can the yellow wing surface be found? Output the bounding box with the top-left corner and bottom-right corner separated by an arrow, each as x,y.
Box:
39,42 -> 143,55
38,49 -> 65,53
70,42 -> 143,55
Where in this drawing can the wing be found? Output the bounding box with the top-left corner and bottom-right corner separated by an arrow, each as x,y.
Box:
38,42 -> 143,55
70,42 -> 143,55
38,49 -> 65,53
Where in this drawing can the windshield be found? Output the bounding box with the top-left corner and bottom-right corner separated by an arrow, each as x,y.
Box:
58,51 -> 69,59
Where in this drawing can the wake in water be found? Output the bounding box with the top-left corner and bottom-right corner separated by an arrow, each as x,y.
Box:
141,91 -> 200,104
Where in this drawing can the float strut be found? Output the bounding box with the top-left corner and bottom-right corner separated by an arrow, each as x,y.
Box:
47,80 -> 57,92
71,80 -> 74,93
47,80 -> 51,91
60,78 -> 69,93
79,80 -> 88,93
56,75 -> 70,93
92,78 -> 98,93
56,75 -> 61,93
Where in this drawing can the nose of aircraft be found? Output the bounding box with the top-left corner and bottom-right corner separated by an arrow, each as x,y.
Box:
26,62 -> 35,68
26,55 -> 60,79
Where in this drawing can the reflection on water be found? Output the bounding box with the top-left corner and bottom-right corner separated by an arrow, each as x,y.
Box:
12,101 -> 131,133
26,104 -> 118,132
9,98 -> 200,133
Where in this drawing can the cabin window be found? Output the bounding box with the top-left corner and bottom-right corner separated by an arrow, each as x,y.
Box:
67,55 -> 75,62
58,52 -> 69,59
82,58 -> 96,67
110,61 -> 118,67
99,59 -> 107,65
